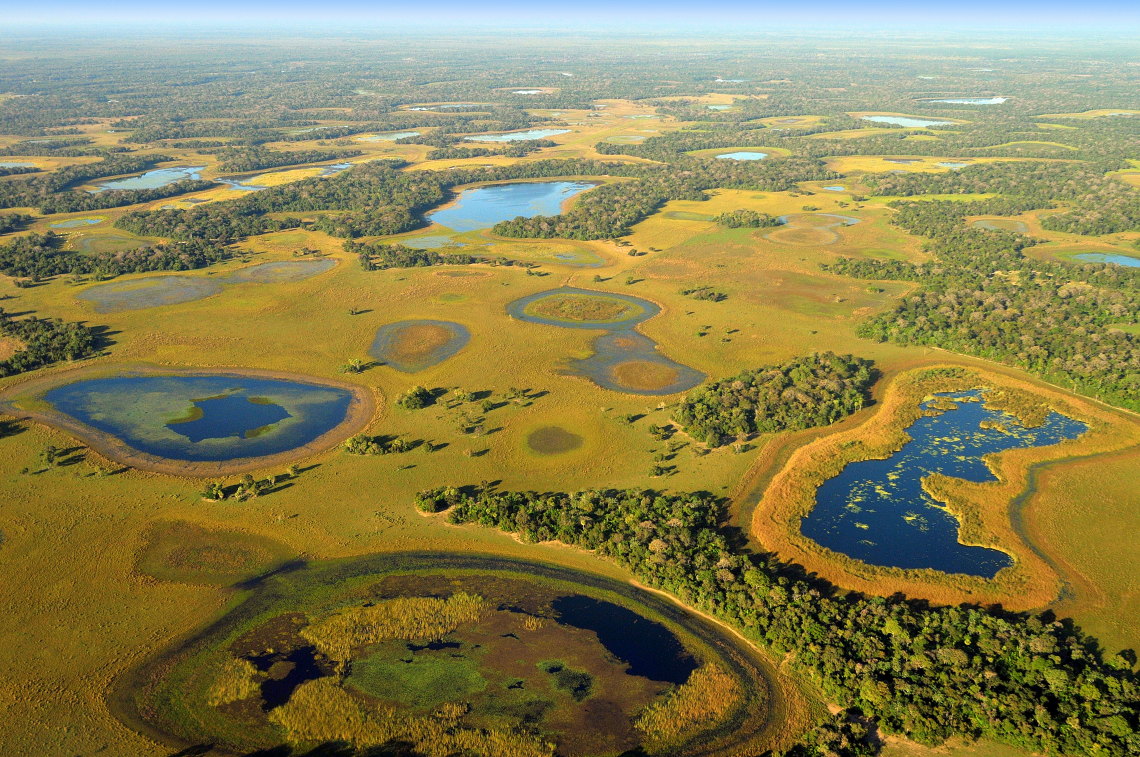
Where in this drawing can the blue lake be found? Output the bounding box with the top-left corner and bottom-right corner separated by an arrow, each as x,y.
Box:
94,166 -> 206,192
707,105 -> 733,111
823,186 -> 846,191
801,390 -> 1086,577
0,161 -> 34,168
1074,253 -> 1140,267
923,97 -> 1008,105
464,129 -> 570,142
717,151 -> 767,161
507,288 -> 704,395
426,181 -> 595,232
938,162 -> 970,169
49,217 -> 103,228
44,375 -> 355,462
862,115 -> 953,128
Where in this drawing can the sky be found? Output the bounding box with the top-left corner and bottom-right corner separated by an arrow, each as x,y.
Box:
3,1 -> 1139,31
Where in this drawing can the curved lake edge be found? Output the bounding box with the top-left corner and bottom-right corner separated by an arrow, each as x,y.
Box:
110,552 -> 791,757
0,364 -> 377,477
422,176 -> 604,232
748,364 -> 1139,610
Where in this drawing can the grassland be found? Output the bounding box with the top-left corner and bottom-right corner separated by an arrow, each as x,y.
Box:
1,80 -> 1138,757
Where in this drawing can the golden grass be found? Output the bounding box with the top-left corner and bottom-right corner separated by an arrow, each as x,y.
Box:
206,656 -> 263,706
636,664 -> 743,745
301,593 -> 488,662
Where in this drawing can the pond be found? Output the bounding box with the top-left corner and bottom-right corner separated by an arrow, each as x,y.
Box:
78,259 -> 335,312
426,180 -> 596,232
463,128 -> 570,142
0,161 -> 34,168
122,553 -> 775,757
1074,252 -> 1140,267
93,165 -> 206,192
369,319 -> 471,372
508,288 -> 704,395
938,161 -> 970,169
716,151 -> 767,160
707,104 -> 733,111
49,217 -> 103,228
923,97 -> 1008,105
862,115 -> 953,127
512,89 -> 543,94
800,390 -> 1086,577
43,374 -> 356,463
401,234 -> 466,249
971,219 -> 1028,233
216,176 -> 267,192
823,185 -> 847,191
357,131 -> 420,141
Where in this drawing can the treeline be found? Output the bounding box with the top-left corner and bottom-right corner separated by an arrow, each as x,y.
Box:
418,486 -> 1140,756
828,198 -> 1140,409
0,232 -> 233,280
216,146 -> 363,173
864,161 -> 1140,236
0,307 -> 99,376
0,214 -> 32,234
343,241 -> 488,270
673,352 -> 876,445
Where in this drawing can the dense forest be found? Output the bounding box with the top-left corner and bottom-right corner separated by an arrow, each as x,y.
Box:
0,232 -> 234,280
673,352 -> 876,446
0,307 -> 99,376
827,197 -> 1140,409
412,485 -> 1140,756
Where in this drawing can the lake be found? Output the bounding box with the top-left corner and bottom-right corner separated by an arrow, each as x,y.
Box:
463,128 -> 570,142
923,97 -> 1008,105
49,217 -> 103,228
1074,253 -> 1140,267
862,115 -> 953,127
43,374 -> 356,463
800,390 -> 1086,577
717,151 -> 767,161
426,180 -> 595,232
93,165 -> 206,191
357,131 -> 419,141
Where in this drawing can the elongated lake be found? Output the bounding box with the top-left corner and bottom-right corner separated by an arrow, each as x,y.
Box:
93,166 -> 206,192
801,390 -> 1086,577
464,128 -> 570,142
862,115 -> 953,127
508,288 -> 704,395
427,181 -> 595,232
43,374 -> 356,463
1074,253 -> 1140,267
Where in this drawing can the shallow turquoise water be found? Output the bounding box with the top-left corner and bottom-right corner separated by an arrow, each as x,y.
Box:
716,151 -> 767,161
369,320 -> 471,372
44,375 -> 354,462
94,166 -> 206,191
1074,253 -> 1140,267
463,128 -> 570,142
823,185 -> 846,191
49,217 -> 103,228
923,97 -> 1008,105
707,105 -> 733,111
0,161 -> 34,168
507,288 -> 703,395
427,181 -> 595,232
863,115 -> 953,127
801,390 -> 1086,577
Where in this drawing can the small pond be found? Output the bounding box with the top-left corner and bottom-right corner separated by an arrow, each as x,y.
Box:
0,161 -> 34,168
862,115 -> 953,127
1074,253 -> 1140,267
823,185 -> 846,191
464,128 -> 570,142
971,219 -> 1028,233
427,180 -> 595,232
800,390 -> 1086,577
512,89 -> 543,94
508,288 -> 704,395
707,104 -> 733,111
717,151 -> 767,160
93,165 -> 205,192
369,319 -> 471,372
49,217 -> 103,228
402,234 -> 466,249
43,374 -> 355,463
938,161 -> 970,169
923,97 -> 1008,105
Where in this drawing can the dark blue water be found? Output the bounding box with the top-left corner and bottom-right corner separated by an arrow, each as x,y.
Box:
44,375 -> 355,462
369,320 -> 471,372
801,391 -> 1086,576
427,181 -> 595,232
168,393 -> 292,442
551,595 -> 697,684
